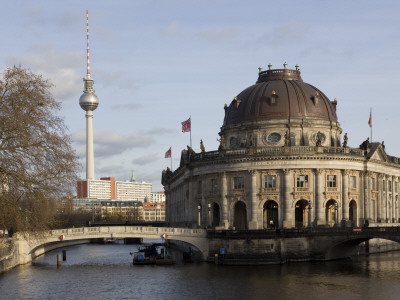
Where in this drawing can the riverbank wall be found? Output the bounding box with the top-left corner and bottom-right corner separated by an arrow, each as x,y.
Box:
206,234 -> 400,265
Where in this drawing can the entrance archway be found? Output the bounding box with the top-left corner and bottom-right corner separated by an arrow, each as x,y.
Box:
326,199 -> 338,227
295,200 -> 309,228
212,203 -> 220,227
263,200 -> 278,229
349,200 -> 357,226
233,201 -> 247,230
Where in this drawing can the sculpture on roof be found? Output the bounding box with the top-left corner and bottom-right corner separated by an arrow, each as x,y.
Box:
359,137 -> 371,151
200,139 -> 205,153
343,133 -> 348,148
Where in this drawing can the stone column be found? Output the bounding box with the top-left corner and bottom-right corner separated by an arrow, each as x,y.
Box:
282,169 -> 293,228
363,172 -> 370,224
315,169 -> 325,226
377,174 -> 383,222
249,170 -> 258,229
220,172 -> 229,229
390,176 -> 394,222
342,169 -> 350,226
188,179 -> 194,226
395,177 -> 399,222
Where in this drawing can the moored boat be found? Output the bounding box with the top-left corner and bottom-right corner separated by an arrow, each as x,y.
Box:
155,245 -> 175,265
131,244 -> 175,265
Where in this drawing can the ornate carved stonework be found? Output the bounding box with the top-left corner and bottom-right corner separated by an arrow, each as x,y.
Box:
324,192 -> 340,201
293,192 -> 313,201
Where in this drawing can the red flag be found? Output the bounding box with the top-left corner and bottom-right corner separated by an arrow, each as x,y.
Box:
368,111 -> 372,127
181,117 -> 191,133
165,147 -> 171,158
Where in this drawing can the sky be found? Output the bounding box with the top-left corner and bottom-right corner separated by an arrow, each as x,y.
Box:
1,0 -> 400,192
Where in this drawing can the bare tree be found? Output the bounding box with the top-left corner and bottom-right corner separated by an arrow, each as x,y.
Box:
0,66 -> 79,234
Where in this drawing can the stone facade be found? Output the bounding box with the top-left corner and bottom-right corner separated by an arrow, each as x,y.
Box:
162,66 -> 400,230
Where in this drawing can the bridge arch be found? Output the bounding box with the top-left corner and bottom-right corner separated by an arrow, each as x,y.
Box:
15,227 -> 209,264
323,234 -> 400,261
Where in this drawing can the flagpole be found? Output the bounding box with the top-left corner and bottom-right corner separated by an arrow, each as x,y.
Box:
370,108 -> 372,142
170,147 -> 172,171
190,115 -> 192,148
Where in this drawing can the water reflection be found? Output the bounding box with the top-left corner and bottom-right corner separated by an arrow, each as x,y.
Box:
1,243 -> 400,300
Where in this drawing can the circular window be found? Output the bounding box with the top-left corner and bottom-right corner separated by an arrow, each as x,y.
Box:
267,133 -> 281,143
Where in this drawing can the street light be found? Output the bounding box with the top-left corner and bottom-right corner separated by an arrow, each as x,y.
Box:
197,205 -> 201,228
208,203 -> 212,228
334,202 -> 338,227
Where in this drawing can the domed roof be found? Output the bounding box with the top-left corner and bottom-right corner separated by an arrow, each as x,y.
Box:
223,67 -> 338,127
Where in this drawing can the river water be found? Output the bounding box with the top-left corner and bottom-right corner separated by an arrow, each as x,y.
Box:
1,241 -> 400,300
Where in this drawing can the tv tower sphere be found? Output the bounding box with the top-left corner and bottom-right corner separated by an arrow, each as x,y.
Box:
79,80 -> 99,111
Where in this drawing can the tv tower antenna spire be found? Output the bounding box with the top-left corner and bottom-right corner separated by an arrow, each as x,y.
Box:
86,10 -> 91,79
79,10 -> 99,180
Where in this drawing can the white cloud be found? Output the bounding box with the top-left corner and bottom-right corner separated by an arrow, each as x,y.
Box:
5,44 -> 82,100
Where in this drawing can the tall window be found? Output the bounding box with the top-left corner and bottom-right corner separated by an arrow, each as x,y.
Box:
350,176 -> 356,189
327,175 -> 337,188
264,175 -> 276,188
234,177 -> 244,189
198,180 -> 202,194
296,175 -> 308,188
383,180 -> 386,191
211,178 -> 218,193
388,180 -> 392,192
396,182 -> 398,193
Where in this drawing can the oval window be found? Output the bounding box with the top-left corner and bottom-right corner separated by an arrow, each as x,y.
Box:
267,133 -> 281,143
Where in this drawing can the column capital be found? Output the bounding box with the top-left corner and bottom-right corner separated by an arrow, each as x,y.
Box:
342,169 -> 350,176
314,168 -> 323,175
283,168 -> 291,175
248,169 -> 257,176
364,171 -> 373,177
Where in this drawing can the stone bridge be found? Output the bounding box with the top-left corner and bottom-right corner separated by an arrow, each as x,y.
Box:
207,227 -> 400,263
14,226 -> 208,265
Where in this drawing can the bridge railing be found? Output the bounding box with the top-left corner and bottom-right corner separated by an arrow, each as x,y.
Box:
46,226 -> 206,238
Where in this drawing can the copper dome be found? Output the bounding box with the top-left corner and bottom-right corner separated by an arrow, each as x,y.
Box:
223,68 -> 338,126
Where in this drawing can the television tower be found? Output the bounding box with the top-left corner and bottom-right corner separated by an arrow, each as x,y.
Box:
79,10 -> 99,180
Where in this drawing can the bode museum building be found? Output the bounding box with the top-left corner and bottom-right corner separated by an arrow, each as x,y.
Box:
162,64 -> 400,230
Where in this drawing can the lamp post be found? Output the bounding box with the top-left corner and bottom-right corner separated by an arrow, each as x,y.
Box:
334,202 -> 338,227
208,203 -> 212,228
197,205 -> 201,228
307,200 -> 312,228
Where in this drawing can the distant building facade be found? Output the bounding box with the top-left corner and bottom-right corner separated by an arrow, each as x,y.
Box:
162,66 -> 400,230
74,175 -> 164,222
76,177 -> 152,202
142,202 -> 166,222
151,191 -> 166,203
